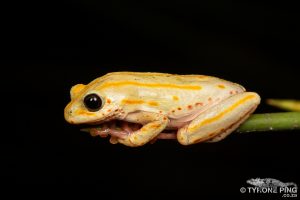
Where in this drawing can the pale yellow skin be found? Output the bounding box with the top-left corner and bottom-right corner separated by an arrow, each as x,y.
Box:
64,72 -> 261,147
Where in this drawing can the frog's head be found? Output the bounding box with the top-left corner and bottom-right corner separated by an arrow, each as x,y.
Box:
64,83 -> 122,124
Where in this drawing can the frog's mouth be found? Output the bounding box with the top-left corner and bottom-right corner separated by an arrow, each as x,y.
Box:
79,120 -> 177,142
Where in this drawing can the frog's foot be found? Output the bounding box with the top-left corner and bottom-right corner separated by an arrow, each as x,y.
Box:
81,120 -> 176,145
83,122 -> 129,139
157,132 -> 177,139
81,121 -> 142,144
150,132 -> 177,144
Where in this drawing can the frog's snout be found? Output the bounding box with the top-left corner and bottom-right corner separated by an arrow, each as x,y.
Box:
64,105 -> 75,124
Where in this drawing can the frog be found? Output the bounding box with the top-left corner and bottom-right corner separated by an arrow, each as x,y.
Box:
64,72 -> 260,147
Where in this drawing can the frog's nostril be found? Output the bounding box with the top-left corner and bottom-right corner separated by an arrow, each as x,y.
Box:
65,113 -> 75,124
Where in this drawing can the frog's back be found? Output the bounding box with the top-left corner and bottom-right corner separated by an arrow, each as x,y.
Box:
95,71 -> 240,96
94,71 -> 217,86
92,72 -> 243,90
90,71 -> 245,114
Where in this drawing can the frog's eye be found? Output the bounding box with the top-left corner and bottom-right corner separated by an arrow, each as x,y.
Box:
83,93 -> 103,112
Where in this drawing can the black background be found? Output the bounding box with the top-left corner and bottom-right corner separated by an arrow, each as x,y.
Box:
2,0 -> 300,197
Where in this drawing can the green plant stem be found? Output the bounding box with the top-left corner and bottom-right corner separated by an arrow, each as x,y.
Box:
236,112 -> 300,133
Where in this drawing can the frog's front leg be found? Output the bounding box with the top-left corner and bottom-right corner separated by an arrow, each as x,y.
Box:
117,112 -> 169,147
177,92 -> 260,145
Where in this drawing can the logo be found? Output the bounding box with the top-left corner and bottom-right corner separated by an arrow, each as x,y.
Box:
240,178 -> 298,198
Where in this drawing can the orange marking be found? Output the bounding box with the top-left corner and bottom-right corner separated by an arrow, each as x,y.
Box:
148,101 -> 159,106
122,99 -> 144,105
189,95 -> 256,132
99,81 -> 202,90
195,102 -> 203,106
177,107 -> 182,110
150,124 -> 160,129
173,96 -> 179,101
75,110 -> 95,116
107,109 -> 111,112
188,105 -> 193,110
163,117 -> 167,120
230,91 -> 234,95
107,99 -> 111,104
217,84 -> 225,89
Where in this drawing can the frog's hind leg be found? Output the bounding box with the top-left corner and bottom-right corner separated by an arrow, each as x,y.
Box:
177,92 -> 260,145
206,106 -> 258,143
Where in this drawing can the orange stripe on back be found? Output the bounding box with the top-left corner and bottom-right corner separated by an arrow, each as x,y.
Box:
99,81 -> 202,90
148,101 -> 159,106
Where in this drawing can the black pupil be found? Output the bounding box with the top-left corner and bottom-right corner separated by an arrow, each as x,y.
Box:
84,93 -> 102,111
